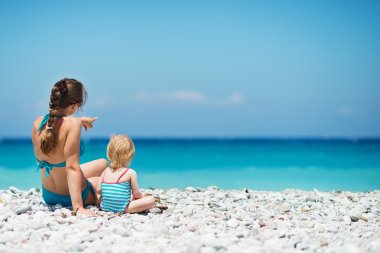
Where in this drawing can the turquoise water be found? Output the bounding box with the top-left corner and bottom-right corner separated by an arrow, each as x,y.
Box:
1,138 -> 380,191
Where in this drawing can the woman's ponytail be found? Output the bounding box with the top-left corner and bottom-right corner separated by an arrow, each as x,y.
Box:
40,81 -> 67,154
39,78 -> 86,155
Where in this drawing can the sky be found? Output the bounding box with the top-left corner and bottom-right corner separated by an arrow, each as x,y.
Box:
0,0 -> 379,138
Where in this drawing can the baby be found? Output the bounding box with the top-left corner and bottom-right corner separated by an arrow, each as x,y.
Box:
97,134 -> 155,213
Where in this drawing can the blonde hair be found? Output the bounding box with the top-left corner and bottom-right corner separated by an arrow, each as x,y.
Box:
107,135 -> 135,171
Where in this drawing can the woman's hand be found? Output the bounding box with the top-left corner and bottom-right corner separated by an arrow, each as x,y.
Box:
80,117 -> 97,131
76,207 -> 96,217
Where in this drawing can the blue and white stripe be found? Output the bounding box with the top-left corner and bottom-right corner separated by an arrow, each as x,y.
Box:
101,182 -> 131,213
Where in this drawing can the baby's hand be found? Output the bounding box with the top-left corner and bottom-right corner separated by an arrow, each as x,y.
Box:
80,117 -> 97,131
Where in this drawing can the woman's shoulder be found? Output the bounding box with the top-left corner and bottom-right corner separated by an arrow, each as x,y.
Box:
33,116 -> 44,128
33,115 -> 81,129
61,117 -> 82,134
63,116 -> 82,126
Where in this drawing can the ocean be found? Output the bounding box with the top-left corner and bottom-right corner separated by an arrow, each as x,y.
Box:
1,138 -> 379,191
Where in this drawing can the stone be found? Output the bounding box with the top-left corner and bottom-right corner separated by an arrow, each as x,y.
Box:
359,213 -> 368,222
182,207 -> 193,217
185,187 -> 199,192
258,220 -> 266,228
149,208 -> 162,214
9,186 -> 19,193
227,218 -> 239,228
29,221 -> 48,230
61,208 -> 72,218
0,187 -> 379,253
81,234 -> 98,243
259,229 -> 276,241
215,193 -> 226,200
299,221 -> 315,229
314,223 -> 326,233
207,186 -> 219,191
343,215 -> 351,225
350,215 -> 359,222
233,193 -> 247,200
15,204 -> 32,214
187,223 -> 197,232
305,196 -> 317,202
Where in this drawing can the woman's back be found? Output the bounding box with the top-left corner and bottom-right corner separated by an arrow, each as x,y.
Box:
30,78 -> 104,216
32,115 -> 81,193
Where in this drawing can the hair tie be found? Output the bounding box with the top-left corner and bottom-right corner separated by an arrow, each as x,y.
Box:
54,79 -> 69,96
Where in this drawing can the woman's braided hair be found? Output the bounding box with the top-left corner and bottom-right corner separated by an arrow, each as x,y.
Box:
40,78 -> 87,154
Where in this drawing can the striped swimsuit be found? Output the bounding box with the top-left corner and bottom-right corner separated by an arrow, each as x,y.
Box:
100,168 -> 131,213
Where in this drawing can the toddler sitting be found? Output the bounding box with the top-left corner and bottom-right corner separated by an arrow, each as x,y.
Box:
97,135 -> 155,213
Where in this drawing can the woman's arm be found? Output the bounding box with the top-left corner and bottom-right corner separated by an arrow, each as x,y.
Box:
130,170 -> 142,200
64,118 -> 94,216
80,117 -> 97,131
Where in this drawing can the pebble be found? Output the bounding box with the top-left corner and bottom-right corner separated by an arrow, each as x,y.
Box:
9,186 -> 19,193
359,213 -> 368,222
182,208 -> 193,217
233,193 -> 247,200
185,187 -> 199,192
0,187 -> 378,253
343,215 -> 352,225
350,215 -> 359,222
258,220 -> 266,228
305,196 -> 317,202
299,221 -> 315,229
15,203 -> 32,214
227,218 -> 239,228
149,208 -> 162,214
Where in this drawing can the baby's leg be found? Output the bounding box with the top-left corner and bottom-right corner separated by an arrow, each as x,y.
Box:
125,196 -> 155,213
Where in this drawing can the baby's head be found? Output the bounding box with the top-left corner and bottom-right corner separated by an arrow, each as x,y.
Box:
107,135 -> 135,171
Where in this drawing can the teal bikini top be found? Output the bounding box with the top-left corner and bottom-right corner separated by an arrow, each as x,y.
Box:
36,114 -> 85,177
36,158 -> 66,177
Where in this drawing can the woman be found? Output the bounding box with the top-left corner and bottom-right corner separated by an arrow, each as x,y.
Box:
31,78 -> 107,217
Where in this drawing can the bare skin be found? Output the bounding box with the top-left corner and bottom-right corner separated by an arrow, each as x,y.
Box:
32,104 -> 107,217
97,167 -> 155,213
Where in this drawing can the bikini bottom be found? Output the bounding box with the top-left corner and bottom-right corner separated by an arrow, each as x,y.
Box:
41,180 -> 96,207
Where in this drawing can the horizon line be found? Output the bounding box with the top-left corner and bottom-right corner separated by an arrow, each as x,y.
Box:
1,136 -> 380,142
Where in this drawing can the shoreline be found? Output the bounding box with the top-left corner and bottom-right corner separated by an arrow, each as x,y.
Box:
1,186 -> 379,253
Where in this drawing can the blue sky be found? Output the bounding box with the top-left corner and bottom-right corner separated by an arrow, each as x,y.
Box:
0,0 -> 379,138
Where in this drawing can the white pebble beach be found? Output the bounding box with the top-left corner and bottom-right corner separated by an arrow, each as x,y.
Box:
1,186 -> 379,253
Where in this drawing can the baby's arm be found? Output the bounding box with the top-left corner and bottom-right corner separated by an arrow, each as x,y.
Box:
130,170 -> 142,200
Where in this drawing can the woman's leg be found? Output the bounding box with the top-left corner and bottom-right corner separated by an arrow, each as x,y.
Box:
125,196 -> 155,213
80,158 -> 107,178
84,177 -> 99,206
80,159 -> 107,205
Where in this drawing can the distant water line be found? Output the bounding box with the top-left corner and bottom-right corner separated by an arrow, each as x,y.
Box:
1,138 -> 379,191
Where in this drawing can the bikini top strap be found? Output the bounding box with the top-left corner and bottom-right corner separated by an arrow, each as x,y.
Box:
38,114 -> 63,133
37,114 -> 50,133
116,168 -> 129,183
